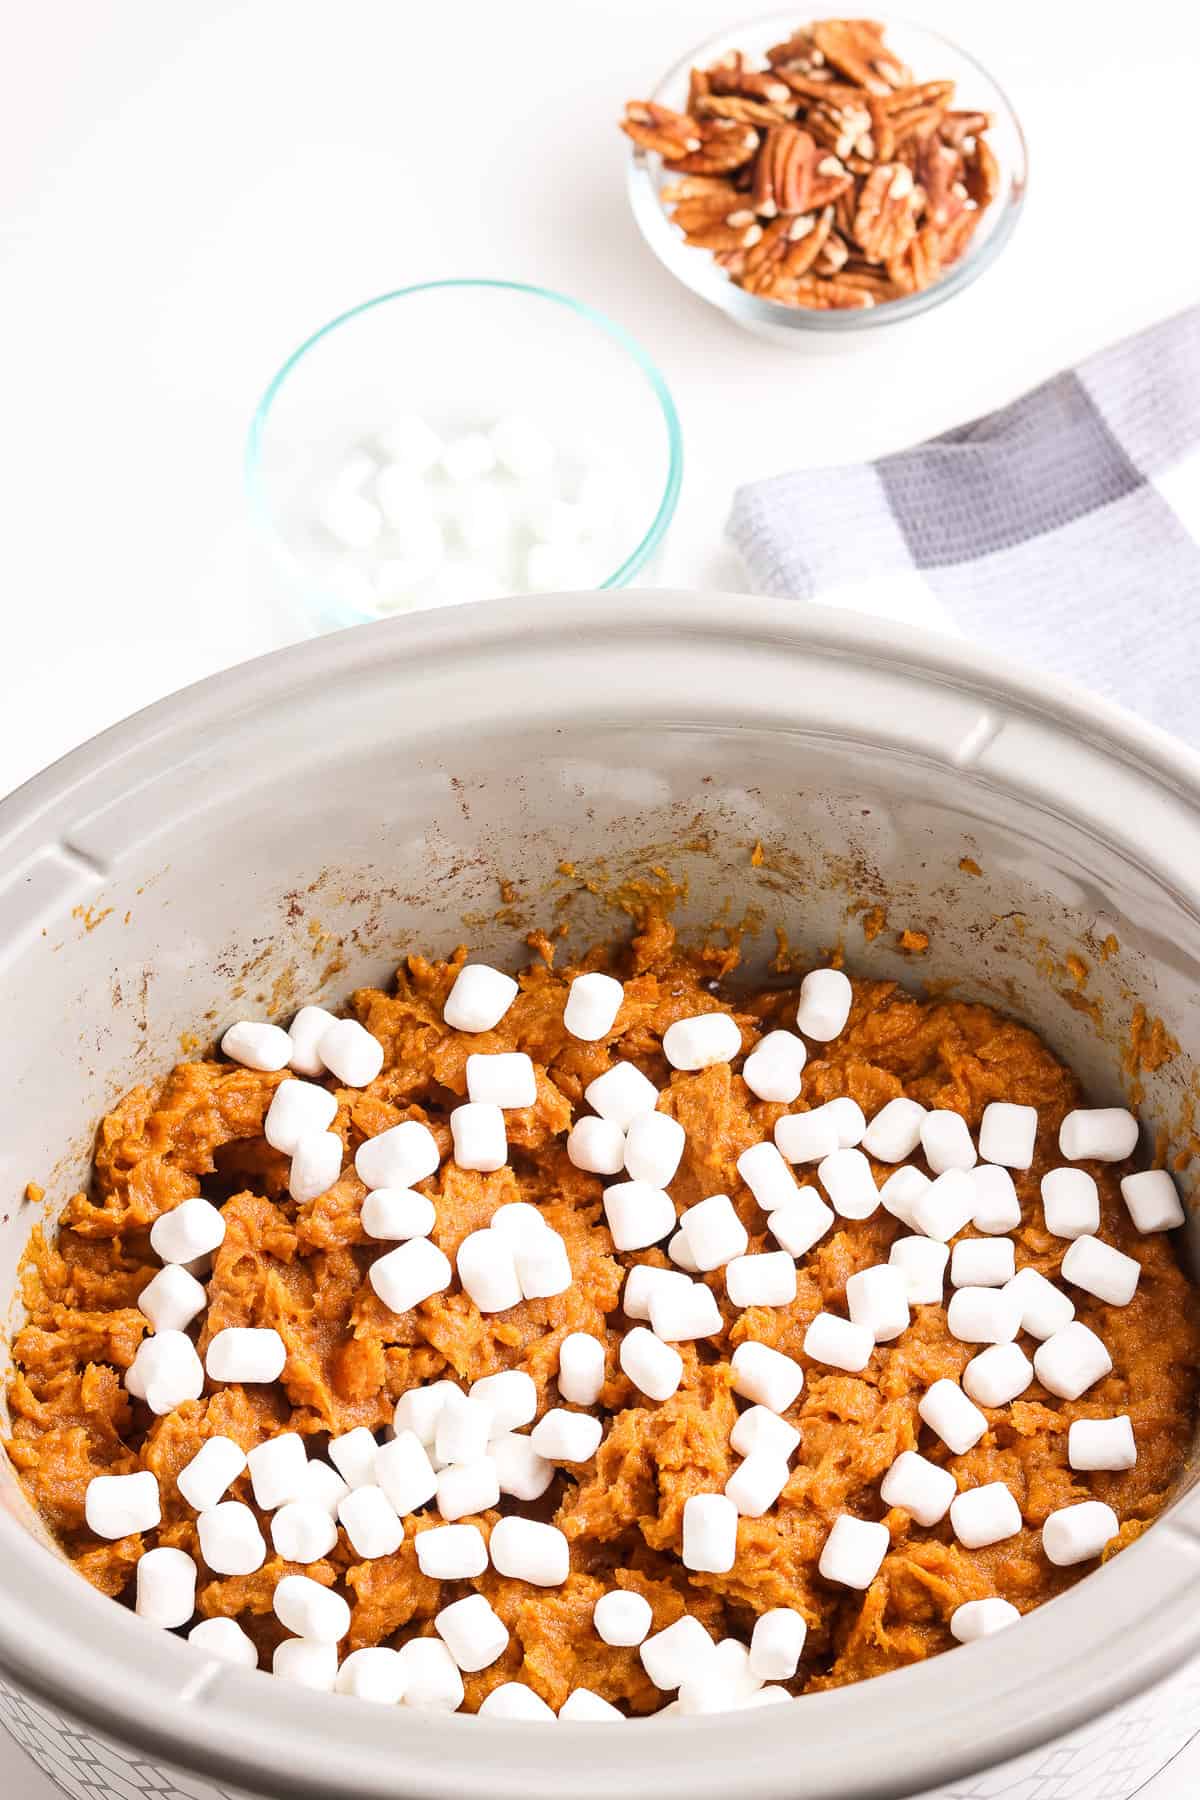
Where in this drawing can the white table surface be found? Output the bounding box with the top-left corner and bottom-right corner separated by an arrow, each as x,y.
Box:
3,2 -> 1199,1793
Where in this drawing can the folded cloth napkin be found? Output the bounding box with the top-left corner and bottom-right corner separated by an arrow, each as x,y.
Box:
728,306 -> 1200,743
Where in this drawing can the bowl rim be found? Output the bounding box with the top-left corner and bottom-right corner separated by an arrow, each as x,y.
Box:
625,6 -> 1030,334
3,594 -> 1200,1800
243,278 -> 685,623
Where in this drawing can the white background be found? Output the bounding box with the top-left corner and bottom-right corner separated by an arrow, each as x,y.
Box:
3,1 -> 1200,1793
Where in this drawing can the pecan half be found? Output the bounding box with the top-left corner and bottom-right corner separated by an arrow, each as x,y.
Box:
697,93 -> 797,127
940,109 -> 992,148
853,161 -> 919,260
669,118 -> 761,175
622,101 -> 702,160
751,124 -> 818,216
965,137 -> 1000,208
811,19 -> 912,94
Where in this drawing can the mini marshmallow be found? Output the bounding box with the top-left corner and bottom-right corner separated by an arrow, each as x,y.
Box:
1068,1416 -> 1137,1471
773,1106 -> 840,1165
125,1330 -> 205,1415
393,1380 -> 459,1447
888,1235 -> 949,1305
272,1639 -> 338,1691
318,1018 -> 384,1088
328,1426 -> 380,1490
444,963 -> 518,1033
880,1450 -> 956,1526
361,1186 -> 436,1241
663,1012 -> 741,1071
1034,1321 -> 1113,1400
470,1368 -> 537,1432
188,1617 -> 258,1668
287,1005 -> 337,1077
558,1333 -> 606,1405
1043,1499 -> 1119,1566
919,1379 -> 988,1454
150,1197 -> 226,1265
668,1228 -> 699,1272
446,482 -> 511,552
559,1688 -> 625,1722
567,1116 -> 626,1175
603,1180 -> 675,1251
416,1522 -> 489,1579
979,1102 -> 1038,1171
456,1227 -> 522,1313
825,1097 -> 868,1147
1121,1168 -> 1185,1233
479,1683 -> 556,1722
640,1616 -> 716,1690
594,1588 -> 653,1646
177,1436 -> 246,1512
138,1263 -> 207,1333
206,1327 -> 286,1384
795,968 -> 852,1041
682,1193 -> 750,1270
749,1609 -> 807,1680
274,1574 -> 351,1644
563,971 -> 624,1041
725,1451 -> 791,1518
862,1098 -> 926,1164
489,1515 -> 570,1585
135,1546 -> 196,1629
398,1637 -> 464,1712
1041,1167 -> 1100,1239
221,1020 -> 292,1072
271,1500 -> 338,1564
619,1326 -> 683,1401
450,1103 -> 506,1172
803,1312 -> 873,1374
879,1166 -> 932,1230
947,1286 -> 1021,1345
374,1430 -> 439,1515
490,1430 -> 555,1501
335,1646 -> 407,1704
730,1406 -> 800,1460
963,1342 -> 1034,1408
737,1141 -> 801,1212
530,495 -> 586,545
441,432 -> 497,482
288,1130 -> 343,1204
295,1459 -> 349,1517
376,414 -> 442,472
585,1061 -> 660,1128
435,1458 -> 500,1521
951,1238 -> 1016,1289
466,1051 -> 537,1108
818,1148 -> 880,1220
819,1515 -> 889,1589
730,1341 -> 805,1413
530,1408 -> 603,1463
198,1502 -> 266,1576
1060,1108 -> 1138,1164
950,1482 -> 1022,1549
436,1390 -> 494,1466
436,1593 -> 509,1672
265,1079 -> 338,1154
624,1111 -> 686,1187
951,1599 -> 1021,1643
768,1187 -> 836,1259
489,1202 -> 547,1248
648,1277 -> 722,1342
247,1433 -> 308,1510
623,1264 -> 691,1322
85,1470 -> 160,1540
682,1494 -> 739,1572
970,1164 -> 1023,1234
741,1031 -> 808,1104
911,1169 -> 976,1243
369,1237 -> 452,1315
846,1264 -> 910,1342
1061,1235 -> 1140,1307
921,1111 -> 977,1174
726,1251 -> 796,1309
1006,1265 -> 1075,1340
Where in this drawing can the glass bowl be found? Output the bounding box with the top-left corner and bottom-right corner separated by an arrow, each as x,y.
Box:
625,10 -> 1028,346
245,280 -> 683,632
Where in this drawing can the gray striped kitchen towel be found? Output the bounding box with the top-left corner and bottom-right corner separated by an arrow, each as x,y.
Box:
728,306 -> 1200,743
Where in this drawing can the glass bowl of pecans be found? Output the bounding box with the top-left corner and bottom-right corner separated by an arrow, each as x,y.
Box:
622,13 -> 1027,343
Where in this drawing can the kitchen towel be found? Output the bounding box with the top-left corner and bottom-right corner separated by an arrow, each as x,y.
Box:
727,306 -> 1200,743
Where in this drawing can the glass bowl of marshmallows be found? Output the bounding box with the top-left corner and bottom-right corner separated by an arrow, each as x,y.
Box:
245,280 -> 683,631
